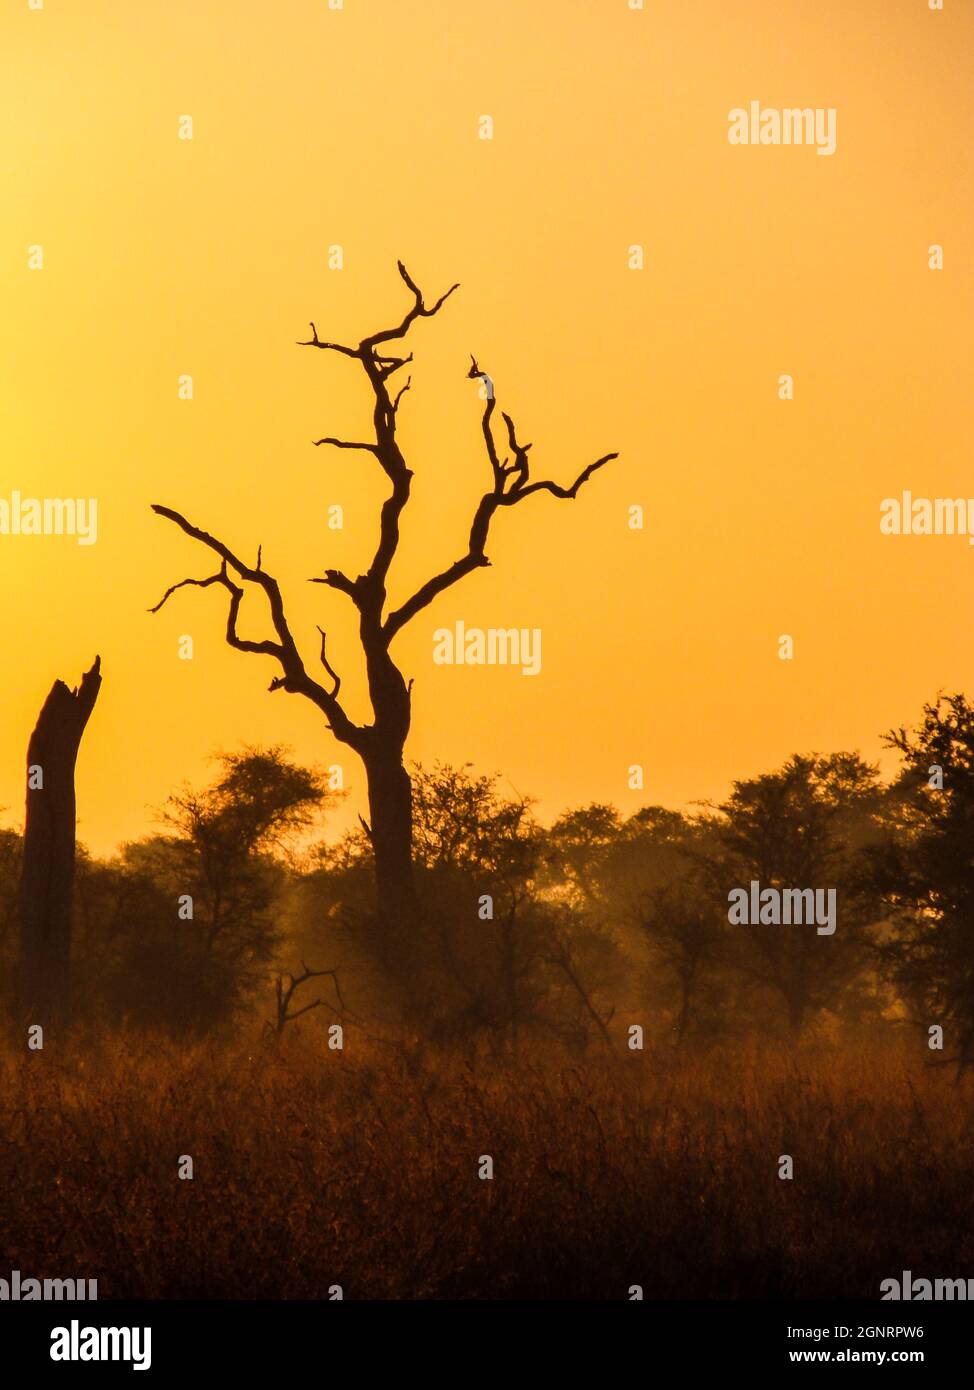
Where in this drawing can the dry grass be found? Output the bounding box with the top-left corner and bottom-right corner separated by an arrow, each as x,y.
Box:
1,1028 -> 972,1299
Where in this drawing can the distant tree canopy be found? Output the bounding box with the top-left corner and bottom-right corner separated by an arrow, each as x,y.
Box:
705,753 -> 886,1038
874,694 -> 974,1070
158,746 -> 328,962
4,694 -> 974,1061
63,748 -> 332,1034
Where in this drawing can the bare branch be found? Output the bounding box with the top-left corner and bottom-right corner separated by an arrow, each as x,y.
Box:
272,963 -> 344,1036
384,553 -> 490,640
149,559 -> 280,660
147,566 -> 228,615
512,452 -> 619,502
383,363 -> 617,641
308,568 -> 359,600
223,574 -> 283,658
151,505 -> 259,584
366,261 -> 459,348
298,323 -> 358,357
316,625 -> 341,697
376,352 -> 413,380
313,437 -> 379,455
150,504 -> 367,752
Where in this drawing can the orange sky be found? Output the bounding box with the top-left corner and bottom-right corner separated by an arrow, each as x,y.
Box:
2,0 -> 972,855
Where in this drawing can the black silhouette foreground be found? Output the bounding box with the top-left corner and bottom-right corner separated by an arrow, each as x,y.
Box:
150,263 -> 617,917
18,656 -> 102,1031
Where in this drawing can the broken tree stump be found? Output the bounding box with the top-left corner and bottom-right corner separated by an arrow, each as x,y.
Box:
18,656 -> 102,1032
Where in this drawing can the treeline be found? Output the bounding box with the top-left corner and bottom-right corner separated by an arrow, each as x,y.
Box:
1,693 -> 972,1062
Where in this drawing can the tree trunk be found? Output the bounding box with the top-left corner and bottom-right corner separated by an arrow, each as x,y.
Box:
363,750 -> 416,917
18,657 -> 102,1032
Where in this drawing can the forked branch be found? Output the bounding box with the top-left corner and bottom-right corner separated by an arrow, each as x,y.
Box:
148,505 -> 366,752
271,962 -> 345,1037
383,359 -> 618,641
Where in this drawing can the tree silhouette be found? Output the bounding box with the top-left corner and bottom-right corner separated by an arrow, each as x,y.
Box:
150,263 -> 617,918
708,753 -> 883,1039
18,656 -> 102,1032
876,694 -> 974,1072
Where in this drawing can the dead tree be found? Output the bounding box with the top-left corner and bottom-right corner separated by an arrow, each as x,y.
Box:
18,656 -> 102,1030
151,263 -> 617,919
270,962 -> 344,1037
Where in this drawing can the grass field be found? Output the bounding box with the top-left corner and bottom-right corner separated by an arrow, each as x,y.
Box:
1,1029 -> 971,1300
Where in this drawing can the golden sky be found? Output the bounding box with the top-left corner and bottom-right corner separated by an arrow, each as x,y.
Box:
2,0 -> 972,854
